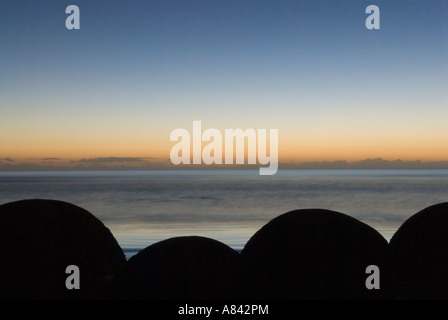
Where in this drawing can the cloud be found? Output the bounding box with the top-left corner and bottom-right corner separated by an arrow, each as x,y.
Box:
0,162 -> 51,170
0,158 -> 171,171
77,157 -> 147,164
2,156 -> 448,171
284,158 -> 448,169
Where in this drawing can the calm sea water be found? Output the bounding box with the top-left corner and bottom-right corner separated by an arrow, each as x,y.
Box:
1,169 -> 448,258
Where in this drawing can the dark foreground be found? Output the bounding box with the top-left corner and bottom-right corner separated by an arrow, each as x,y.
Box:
1,199 -> 448,300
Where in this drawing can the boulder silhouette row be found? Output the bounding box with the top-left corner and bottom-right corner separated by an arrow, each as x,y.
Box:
1,199 -> 448,299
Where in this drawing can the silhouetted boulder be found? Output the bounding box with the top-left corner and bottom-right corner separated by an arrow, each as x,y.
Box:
112,236 -> 241,299
389,202 -> 448,299
0,199 -> 126,299
241,209 -> 390,299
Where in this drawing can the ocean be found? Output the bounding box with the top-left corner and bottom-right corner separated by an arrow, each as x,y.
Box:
1,169 -> 448,259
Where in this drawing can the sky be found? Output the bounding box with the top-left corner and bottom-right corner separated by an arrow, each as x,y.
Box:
1,0 -> 447,169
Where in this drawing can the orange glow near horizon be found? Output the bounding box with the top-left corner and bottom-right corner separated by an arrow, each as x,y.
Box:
3,99 -> 448,164
3,128 -> 448,163
2,112 -> 448,163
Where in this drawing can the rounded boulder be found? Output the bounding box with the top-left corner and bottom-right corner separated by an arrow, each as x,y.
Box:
112,236 -> 241,299
389,202 -> 448,299
241,209 -> 390,299
0,199 -> 126,299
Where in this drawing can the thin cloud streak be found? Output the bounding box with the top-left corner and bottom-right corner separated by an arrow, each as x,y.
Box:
1,157 -> 448,171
